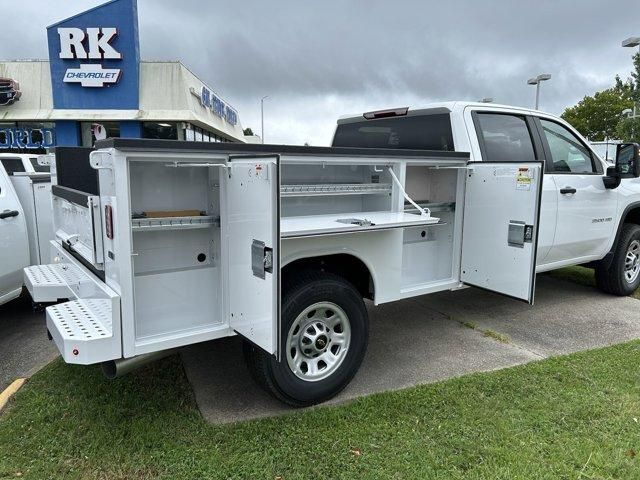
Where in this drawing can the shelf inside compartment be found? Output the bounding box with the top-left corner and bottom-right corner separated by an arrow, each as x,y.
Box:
131,215 -> 219,232
281,211 -> 443,238
281,183 -> 392,197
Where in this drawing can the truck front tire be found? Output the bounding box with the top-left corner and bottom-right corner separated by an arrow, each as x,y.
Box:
596,223 -> 640,296
244,270 -> 369,407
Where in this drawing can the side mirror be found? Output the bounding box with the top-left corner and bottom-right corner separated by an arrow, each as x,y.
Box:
615,143 -> 640,178
603,166 -> 621,189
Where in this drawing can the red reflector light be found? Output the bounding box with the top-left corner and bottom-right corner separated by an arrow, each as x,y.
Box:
105,205 -> 114,239
363,107 -> 409,120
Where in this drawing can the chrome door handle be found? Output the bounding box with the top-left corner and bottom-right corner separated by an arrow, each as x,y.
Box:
560,187 -> 577,195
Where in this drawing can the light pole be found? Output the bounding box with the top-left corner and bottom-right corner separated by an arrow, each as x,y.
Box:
622,37 -> 640,119
260,95 -> 269,144
527,74 -> 552,110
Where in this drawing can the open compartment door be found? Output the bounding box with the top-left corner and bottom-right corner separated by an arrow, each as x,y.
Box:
224,155 -> 280,355
461,162 -> 543,304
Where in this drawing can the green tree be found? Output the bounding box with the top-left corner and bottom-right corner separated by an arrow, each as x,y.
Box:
561,87 -> 632,141
615,52 -> 640,142
243,127 -> 254,136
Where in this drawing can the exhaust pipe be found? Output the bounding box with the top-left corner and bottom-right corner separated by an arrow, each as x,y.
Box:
101,349 -> 177,379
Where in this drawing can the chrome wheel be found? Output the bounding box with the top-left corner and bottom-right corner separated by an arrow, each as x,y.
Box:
286,302 -> 351,382
624,240 -> 640,284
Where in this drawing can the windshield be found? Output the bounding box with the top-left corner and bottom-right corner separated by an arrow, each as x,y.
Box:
332,113 -> 454,151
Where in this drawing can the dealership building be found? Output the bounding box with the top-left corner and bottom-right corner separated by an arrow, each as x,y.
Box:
0,0 -> 254,153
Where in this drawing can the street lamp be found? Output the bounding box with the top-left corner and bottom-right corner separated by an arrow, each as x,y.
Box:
622,37 -> 640,119
622,36 -> 640,52
527,74 -> 552,110
479,97 -> 494,103
260,95 -> 269,144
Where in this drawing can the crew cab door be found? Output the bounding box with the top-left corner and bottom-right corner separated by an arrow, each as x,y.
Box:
223,155 -> 280,355
0,162 -> 30,305
461,162 -> 544,303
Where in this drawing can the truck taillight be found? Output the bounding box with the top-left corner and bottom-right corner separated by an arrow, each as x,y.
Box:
105,205 -> 113,239
363,107 -> 409,120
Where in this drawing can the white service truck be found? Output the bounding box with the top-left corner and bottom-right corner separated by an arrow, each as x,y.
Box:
23,102 -> 640,406
0,153 -> 52,306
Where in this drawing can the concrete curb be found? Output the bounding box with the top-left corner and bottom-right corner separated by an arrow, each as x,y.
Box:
0,378 -> 26,412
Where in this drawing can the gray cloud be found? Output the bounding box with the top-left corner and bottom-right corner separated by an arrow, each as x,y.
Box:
1,0 -> 638,145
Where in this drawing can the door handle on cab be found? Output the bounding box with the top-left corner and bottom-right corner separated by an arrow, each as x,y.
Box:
0,209 -> 19,219
560,187 -> 577,195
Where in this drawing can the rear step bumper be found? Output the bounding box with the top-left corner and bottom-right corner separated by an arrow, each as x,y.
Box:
24,241 -> 121,364
24,263 -> 79,302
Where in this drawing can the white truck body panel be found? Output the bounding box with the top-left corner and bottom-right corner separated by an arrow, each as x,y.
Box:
25,138 -> 545,364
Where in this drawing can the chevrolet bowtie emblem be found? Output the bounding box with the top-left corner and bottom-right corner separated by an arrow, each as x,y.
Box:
63,64 -> 121,88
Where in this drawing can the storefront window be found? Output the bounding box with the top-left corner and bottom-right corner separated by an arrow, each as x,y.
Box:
143,122 -> 178,140
182,123 -> 231,143
81,122 -> 120,147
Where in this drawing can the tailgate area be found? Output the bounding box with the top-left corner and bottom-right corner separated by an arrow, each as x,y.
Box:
24,241 -> 121,364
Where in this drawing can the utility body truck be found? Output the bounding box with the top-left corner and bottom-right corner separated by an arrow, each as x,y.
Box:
23,102 -> 640,406
0,153 -> 52,306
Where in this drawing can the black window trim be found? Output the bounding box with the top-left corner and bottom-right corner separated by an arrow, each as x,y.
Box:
532,116 -> 603,176
471,111 -> 544,167
0,157 -> 27,176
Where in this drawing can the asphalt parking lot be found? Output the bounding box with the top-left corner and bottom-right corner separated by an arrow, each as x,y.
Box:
0,293 -> 57,392
2,274 -> 640,423
182,274 -> 640,423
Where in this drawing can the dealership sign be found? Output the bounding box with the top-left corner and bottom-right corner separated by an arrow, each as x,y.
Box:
195,86 -> 238,126
58,27 -> 123,88
47,0 -> 140,109
0,128 -> 55,149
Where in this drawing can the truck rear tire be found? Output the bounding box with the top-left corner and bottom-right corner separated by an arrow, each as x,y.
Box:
595,223 -> 640,296
243,270 -> 369,407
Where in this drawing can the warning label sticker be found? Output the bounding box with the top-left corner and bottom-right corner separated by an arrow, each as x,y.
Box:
516,167 -> 532,191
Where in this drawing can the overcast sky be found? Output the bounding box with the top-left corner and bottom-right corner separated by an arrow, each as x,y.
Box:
2,0 -> 638,145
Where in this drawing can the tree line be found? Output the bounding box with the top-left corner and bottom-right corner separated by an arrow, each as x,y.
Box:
562,53 -> 640,142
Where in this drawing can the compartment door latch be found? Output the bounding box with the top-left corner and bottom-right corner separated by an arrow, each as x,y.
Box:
508,220 -> 534,248
251,239 -> 273,279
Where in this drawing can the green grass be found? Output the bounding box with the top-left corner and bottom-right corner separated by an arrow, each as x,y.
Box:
549,266 -> 640,300
2,343 -> 640,479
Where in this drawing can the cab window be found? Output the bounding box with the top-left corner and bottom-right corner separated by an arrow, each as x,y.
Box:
475,113 -> 537,162
0,158 -> 25,176
539,119 -> 596,174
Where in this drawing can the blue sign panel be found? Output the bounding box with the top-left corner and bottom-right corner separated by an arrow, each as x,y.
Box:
46,0 -> 140,110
